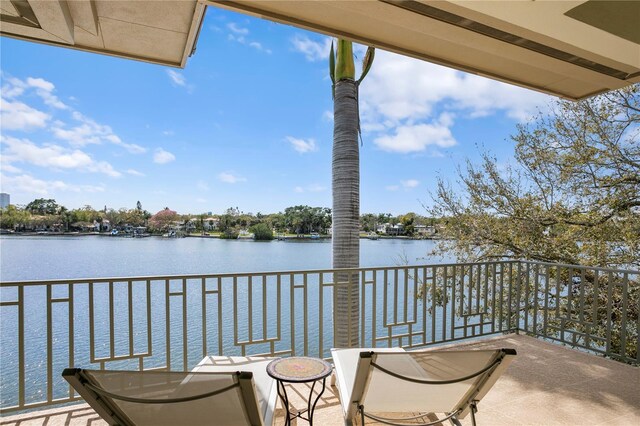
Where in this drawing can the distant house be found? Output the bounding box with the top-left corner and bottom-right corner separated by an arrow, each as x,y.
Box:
386,223 -> 404,236
203,217 -> 219,231
185,219 -> 197,233
415,225 -> 436,237
376,223 -> 387,234
98,220 -> 111,232
71,222 -> 94,232
170,221 -> 185,231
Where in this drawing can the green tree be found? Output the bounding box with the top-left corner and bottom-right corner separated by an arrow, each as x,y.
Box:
218,207 -> 239,234
430,85 -> 639,359
70,205 -> 99,225
400,212 -> 416,236
330,40 -> 375,347
25,198 -> 61,215
283,206 -> 332,234
266,213 -> 286,232
0,205 -> 31,230
360,213 -> 377,232
250,223 -> 274,241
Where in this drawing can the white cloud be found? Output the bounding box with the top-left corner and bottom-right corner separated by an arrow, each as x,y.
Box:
308,184 -> 326,192
227,23 -> 249,35
374,122 -> 457,153
1,75 -> 27,98
292,46 -> 548,157
153,148 -> 175,164
2,75 -> 144,154
1,135 -> 121,177
0,173 -> 104,196
0,162 -> 22,173
401,179 -> 419,189
218,172 -> 246,183
291,35 -> 332,62
294,183 -> 327,193
227,25 -> 272,54
196,198 -> 207,203
197,180 -> 209,191
52,112 -> 146,154
385,179 -> 419,192
286,136 -> 317,153
26,77 -> 67,109
126,169 -> 145,176
25,77 -> 54,92
0,97 -> 50,130
322,110 -> 333,122
361,50 -> 549,127
248,41 -> 272,54
166,70 -> 187,87
1,75 -> 67,109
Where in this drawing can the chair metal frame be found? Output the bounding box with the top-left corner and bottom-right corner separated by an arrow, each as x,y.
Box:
346,348 -> 516,426
62,368 -> 264,426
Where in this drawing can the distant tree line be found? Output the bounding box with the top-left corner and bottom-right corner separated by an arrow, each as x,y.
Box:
0,199 -> 151,232
1,200 -> 438,237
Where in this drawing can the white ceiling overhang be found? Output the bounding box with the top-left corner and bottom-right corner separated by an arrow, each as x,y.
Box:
0,0 -> 206,67
207,0 -> 640,100
2,0 -> 639,100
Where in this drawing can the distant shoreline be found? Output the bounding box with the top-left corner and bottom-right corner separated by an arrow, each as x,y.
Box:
0,231 -> 440,241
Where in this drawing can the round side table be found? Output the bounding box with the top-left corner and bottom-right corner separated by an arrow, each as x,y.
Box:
266,356 -> 332,425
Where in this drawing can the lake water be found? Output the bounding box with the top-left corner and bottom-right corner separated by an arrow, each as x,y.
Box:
0,235 -> 448,281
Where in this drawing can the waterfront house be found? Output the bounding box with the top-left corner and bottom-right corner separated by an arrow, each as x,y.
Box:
98,220 -> 111,233
1,1 -> 638,424
185,219 -> 198,233
386,223 -> 405,236
415,224 -> 437,238
203,217 -> 219,231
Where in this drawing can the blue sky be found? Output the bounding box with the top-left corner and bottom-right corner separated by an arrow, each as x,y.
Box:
0,7 -> 553,216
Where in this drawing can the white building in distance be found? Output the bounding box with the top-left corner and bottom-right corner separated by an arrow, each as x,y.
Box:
0,193 -> 9,209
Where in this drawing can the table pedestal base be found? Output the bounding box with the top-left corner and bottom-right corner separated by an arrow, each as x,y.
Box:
276,377 -> 327,426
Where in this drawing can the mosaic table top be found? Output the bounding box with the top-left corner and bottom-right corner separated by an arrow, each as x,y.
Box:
266,357 -> 332,383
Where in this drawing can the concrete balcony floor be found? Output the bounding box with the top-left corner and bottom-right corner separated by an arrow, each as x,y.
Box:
1,334 -> 637,426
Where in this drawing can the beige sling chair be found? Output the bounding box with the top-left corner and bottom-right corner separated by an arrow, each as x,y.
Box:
62,356 -> 278,426
331,347 -> 516,426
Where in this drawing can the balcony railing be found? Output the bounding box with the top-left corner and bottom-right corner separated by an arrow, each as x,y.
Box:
0,260 -> 637,413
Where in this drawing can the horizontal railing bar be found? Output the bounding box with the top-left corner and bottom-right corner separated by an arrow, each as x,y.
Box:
0,261 -> 530,287
0,396 -> 86,414
92,353 -> 151,363
518,260 -> 638,275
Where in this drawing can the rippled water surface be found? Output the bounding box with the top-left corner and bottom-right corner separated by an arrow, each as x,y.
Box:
0,235 -> 446,281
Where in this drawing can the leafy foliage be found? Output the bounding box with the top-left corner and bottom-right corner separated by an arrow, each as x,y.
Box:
431,85 -> 639,269
250,223 -> 274,241
429,85 -> 639,361
25,198 -> 61,215
283,205 -> 332,235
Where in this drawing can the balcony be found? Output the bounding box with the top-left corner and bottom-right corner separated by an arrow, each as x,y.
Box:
0,261 -> 638,424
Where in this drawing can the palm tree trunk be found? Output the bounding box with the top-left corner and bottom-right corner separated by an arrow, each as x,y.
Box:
332,78 -> 360,348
